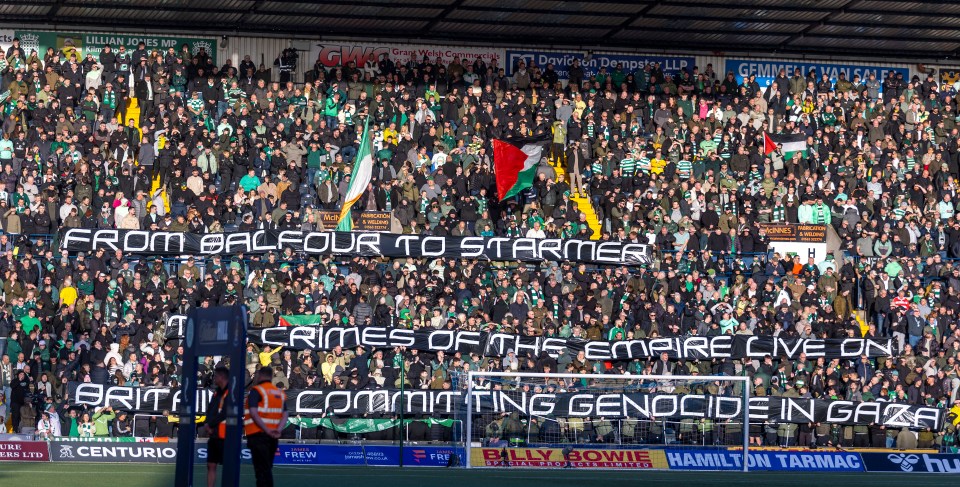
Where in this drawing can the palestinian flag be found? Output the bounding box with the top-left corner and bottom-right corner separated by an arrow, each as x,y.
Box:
763,132 -> 807,160
279,315 -> 324,327
493,138 -> 544,201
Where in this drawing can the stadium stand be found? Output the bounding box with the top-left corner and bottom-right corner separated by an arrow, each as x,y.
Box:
1,2 -> 960,459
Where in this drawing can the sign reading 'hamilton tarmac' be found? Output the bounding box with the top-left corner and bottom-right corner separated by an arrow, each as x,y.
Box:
59,229 -> 652,265
244,326 -> 893,361
68,383 -> 942,429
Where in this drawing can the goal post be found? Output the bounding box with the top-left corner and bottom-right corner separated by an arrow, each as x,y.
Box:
463,371 -> 751,471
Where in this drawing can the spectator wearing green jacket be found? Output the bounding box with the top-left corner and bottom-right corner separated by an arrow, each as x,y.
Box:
324,92 -> 342,129
93,406 -> 116,436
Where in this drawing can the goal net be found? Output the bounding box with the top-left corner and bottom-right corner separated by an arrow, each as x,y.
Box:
460,372 -> 751,471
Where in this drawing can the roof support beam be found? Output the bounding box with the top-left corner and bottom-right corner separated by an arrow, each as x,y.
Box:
777,0 -> 861,51
236,0 -> 266,29
46,0 -> 64,20
423,0 -> 467,31
601,1 -> 661,40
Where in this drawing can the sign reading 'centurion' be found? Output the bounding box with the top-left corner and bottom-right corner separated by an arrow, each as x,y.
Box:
68,383 -> 942,429
59,229 -> 652,265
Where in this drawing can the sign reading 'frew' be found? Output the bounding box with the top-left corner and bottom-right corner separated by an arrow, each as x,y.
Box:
666,450 -> 864,471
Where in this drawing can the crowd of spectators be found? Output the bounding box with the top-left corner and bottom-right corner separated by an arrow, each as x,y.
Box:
0,37 -> 958,449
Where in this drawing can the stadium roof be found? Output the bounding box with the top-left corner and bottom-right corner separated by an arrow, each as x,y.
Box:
5,0 -> 960,60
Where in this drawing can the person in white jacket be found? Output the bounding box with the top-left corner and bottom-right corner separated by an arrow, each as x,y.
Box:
104,342 -> 123,369
525,221 -> 546,238
85,64 -> 103,92
37,410 -> 61,439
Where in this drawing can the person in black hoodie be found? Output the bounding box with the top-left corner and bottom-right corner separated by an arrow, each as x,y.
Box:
99,45 -> 117,84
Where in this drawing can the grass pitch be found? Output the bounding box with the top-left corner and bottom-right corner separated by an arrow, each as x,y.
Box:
0,463 -> 941,487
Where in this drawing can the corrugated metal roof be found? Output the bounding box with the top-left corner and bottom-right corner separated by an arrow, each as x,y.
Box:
5,0 -> 957,58
0,5 -> 52,16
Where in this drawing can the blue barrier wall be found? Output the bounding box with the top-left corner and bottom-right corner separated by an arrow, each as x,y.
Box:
665,449 -> 864,471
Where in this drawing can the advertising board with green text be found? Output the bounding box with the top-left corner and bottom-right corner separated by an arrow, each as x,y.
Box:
14,30 -> 217,64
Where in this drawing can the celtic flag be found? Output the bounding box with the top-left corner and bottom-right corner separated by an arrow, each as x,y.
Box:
336,117 -> 373,231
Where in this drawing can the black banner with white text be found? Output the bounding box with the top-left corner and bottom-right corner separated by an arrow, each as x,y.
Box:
59,229 -> 652,265
244,325 -> 893,361
68,383 -> 942,429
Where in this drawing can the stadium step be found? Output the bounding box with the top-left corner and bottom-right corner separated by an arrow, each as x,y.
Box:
549,156 -> 565,182
125,97 -> 141,127
570,195 -> 602,240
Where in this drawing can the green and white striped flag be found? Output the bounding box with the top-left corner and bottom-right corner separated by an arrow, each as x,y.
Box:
336,117 -> 374,231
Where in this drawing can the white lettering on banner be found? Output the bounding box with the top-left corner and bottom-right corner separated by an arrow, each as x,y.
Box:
360,327 -> 388,347
749,397 -> 770,421
75,445 -> 178,459
783,397 -> 816,422
427,330 -> 454,351
62,229 -> 655,265
567,394 -> 593,417
459,237 -> 484,257
773,453 -> 861,470
325,327 -> 360,348
237,325 -> 894,362
668,452 -> 861,470
651,395 -> 678,417
507,50 -> 693,79
295,390 -> 324,415
853,401 -> 881,425
709,335 -> 733,357
915,409 -> 942,429
865,339 -> 893,357
679,395 -> 706,418
803,340 -> 826,357
71,383 -> 943,428
924,455 -> 960,473
73,383 -> 211,415
529,394 -> 556,416
224,232 -> 251,252
75,383 -> 104,405
883,404 -> 911,427
199,234 -> 224,254
714,397 -> 741,419
725,59 -> 910,86
826,401 -> 853,423
388,328 -> 416,347
289,326 -> 318,348
198,447 -> 252,461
